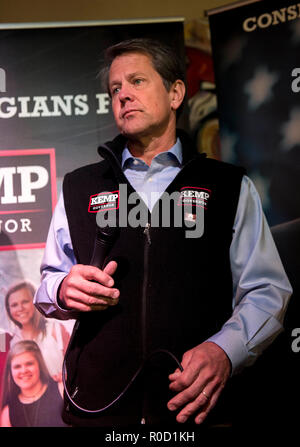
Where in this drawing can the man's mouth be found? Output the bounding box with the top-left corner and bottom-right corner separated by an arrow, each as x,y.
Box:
122,109 -> 140,118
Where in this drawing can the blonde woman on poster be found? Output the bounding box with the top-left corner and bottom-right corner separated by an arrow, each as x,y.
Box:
0,340 -> 68,427
5,281 -> 69,382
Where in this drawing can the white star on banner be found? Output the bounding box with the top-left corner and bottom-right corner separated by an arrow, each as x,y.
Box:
244,67 -> 279,110
280,107 -> 300,151
220,128 -> 238,163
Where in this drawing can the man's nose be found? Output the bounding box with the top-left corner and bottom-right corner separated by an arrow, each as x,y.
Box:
118,85 -> 133,103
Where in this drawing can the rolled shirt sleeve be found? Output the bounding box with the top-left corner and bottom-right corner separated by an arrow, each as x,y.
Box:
207,176 -> 292,373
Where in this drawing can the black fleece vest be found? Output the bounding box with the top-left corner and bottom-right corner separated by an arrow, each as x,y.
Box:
62,131 -> 245,426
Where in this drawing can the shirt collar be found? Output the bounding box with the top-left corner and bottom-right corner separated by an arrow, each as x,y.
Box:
121,138 -> 183,169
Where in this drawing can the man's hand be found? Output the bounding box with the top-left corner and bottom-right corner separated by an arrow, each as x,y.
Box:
58,261 -> 120,312
167,341 -> 231,424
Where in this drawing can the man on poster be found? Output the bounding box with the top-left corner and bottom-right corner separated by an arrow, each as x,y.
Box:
34,38 -> 292,427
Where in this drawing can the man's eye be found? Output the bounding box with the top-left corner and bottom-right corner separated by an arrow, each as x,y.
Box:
112,87 -> 120,95
134,78 -> 143,85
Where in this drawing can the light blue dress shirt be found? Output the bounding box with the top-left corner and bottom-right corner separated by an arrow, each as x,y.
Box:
121,139 -> 182,212
34,139 -> 292,374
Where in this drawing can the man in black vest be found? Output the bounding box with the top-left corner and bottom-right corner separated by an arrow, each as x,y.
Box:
35,38 -> 291,427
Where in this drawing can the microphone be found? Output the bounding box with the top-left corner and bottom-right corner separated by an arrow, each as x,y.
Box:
89,224 -> 119,269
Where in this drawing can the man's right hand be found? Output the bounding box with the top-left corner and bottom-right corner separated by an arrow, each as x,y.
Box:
58,261 -> 119,312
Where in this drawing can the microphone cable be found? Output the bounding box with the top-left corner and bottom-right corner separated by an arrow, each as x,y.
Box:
62,320 -> 183,414
62,221 -> 183,414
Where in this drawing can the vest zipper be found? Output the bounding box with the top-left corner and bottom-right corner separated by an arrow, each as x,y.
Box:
141,222 -> 151,424
142,222 -> 151,358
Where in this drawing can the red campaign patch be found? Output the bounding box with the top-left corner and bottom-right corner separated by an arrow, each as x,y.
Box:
177,186 -> 212,210
88,190 -> 119,213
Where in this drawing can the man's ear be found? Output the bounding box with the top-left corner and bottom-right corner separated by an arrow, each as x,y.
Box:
170,80 -> 186,111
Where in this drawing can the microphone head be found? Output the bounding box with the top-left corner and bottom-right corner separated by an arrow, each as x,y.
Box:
90,222 -> 119,268
96,224 -> 118,243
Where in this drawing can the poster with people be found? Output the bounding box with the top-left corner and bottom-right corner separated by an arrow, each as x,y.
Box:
0,19 -> 186,427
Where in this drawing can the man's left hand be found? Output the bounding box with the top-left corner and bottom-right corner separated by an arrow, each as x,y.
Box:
167,341 -> 231,424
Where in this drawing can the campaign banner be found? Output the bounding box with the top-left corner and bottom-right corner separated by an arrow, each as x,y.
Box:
0,19 -> 185,428
0,19 -> 185,183
207,0 -> 300,226
0,149 -> 57,250
208,0 -> 300,430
